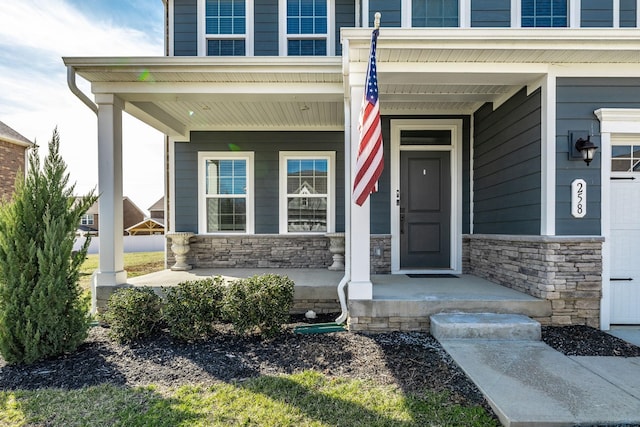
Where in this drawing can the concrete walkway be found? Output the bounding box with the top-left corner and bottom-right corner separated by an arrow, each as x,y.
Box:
440,339 -> 640,427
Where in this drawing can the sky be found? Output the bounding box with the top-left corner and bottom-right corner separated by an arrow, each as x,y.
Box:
0,0 -> 166,214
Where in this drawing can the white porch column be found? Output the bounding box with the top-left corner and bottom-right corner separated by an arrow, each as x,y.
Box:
348,83 -> 373,300
94,94 -> 127,291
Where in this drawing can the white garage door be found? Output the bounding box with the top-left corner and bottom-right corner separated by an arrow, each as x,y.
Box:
610,144 -> 640,324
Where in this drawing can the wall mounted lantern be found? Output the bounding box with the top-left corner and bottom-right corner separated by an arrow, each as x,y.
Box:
569,131 -> 599,166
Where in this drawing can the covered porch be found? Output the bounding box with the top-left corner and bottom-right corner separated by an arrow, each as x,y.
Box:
128,268 -> 551,331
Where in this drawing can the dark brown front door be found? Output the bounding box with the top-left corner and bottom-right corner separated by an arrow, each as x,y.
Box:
400,151 -> 451,269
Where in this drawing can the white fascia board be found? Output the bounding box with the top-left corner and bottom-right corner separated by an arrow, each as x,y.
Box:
0,137 -> 33,148
552,63 -> 640,77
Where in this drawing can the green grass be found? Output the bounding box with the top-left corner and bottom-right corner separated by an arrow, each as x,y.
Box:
0,371 -> 498,427
78,251 -> 165,290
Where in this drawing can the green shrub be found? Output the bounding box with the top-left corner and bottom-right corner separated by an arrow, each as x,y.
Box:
102,287 -> 162,343
223,274 -> 294,338
163,277 -> 226,341
0,129 -> 97,364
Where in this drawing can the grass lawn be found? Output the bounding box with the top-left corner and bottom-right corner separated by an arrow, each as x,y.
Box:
0,371 -> 497,427
78,251 -> 165,290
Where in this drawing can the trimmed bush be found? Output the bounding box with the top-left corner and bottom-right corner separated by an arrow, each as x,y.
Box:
163,277 -> 226,341
223,274 -> 294,338
102,287 -> 162,343
0,129 -> 97,364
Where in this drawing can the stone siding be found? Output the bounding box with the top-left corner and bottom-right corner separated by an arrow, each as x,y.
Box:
167,234 -> 392,272
0,140 -> 26,200
464,234 -> 603,328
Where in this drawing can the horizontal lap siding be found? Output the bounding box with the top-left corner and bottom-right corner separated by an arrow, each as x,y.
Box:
471,0 -> 510,27
174,131 -> 345,233
335,0 -> 355,55
473,87 -> 542,235
369,0 -> 401,27
581,0 -> 613,27
556,78 -> 640,235
255,0 -> 278,56
620,0 -> 637,27
174,0 -> 197,56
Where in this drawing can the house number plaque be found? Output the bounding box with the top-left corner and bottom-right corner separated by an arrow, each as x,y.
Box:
571,179 -> 586,218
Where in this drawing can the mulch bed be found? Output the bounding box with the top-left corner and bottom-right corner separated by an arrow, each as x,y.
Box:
1,314 -> 639,420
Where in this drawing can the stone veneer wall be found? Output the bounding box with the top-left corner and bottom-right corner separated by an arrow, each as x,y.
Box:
464,234 -> 603,328
167,234 -> 393,272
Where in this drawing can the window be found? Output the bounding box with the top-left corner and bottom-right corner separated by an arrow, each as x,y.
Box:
521,0 -> 567,27
412,0 -> 459,27
612,145 -> 640,172
204,0 -> 247,56
80,214 -> 94,226
281,0 -> 333,56
280,152 -> 335,233
198,152 -> 254,233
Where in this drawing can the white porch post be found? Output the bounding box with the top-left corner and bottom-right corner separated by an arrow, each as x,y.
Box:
348,83 -> 373,300
93,94 -> 127,305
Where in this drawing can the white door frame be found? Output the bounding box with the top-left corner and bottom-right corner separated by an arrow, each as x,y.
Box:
596,108 -> 640,329
390,119 -> 463,274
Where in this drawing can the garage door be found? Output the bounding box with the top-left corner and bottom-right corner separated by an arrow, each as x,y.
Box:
610,144 -> 640,324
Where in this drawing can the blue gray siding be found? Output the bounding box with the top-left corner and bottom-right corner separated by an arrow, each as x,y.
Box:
255,0 -> 279,55
174,131 -> 345,233
620,0 -> 637,27
473,88 -> 542,235
174,0 -> 197,56
581,0 -> 613,27
335,0 -> 355,55
369,0 -> 402,27
471,0 -> 511,27
556,78 -> 640,235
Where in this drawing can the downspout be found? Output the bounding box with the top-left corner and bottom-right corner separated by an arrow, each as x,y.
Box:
335,36 -> 352,326
67,66 -> 98,115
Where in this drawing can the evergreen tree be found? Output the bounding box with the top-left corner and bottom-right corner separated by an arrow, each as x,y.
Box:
0,128 -> 97,364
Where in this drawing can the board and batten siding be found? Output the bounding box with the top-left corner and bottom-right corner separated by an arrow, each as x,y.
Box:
173,0 -> 198,56
473,87 -> 542,235
471,0 -> 510,27
581,0 -> 613,27
174,131 -> 345,234
555,78 -> 640,235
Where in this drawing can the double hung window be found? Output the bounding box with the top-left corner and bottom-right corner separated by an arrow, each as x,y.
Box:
521,0 -> 568,27
205,0 -> 247,55
284,0 -> 329,55
412,0 -> 459,27
280,152 -> 335,233
199,152 -> 254,233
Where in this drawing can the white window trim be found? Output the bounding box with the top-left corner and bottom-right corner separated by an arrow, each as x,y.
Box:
279,151 -> 335,234
81,214 -> 94,226
278,0 -> 335,56
198,151 -> 255,234
197,0 -> 254,56
402,0 -> 471,28
512,0 -> 580,28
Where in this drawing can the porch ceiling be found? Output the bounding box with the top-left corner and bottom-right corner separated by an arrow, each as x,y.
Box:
64,29 -> 640,138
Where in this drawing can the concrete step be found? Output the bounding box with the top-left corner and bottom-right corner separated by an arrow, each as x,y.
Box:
430,313 -> 541,341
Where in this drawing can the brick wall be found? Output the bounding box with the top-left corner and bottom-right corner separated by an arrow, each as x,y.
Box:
464,234 -> 603,327
0,140 -> 27,200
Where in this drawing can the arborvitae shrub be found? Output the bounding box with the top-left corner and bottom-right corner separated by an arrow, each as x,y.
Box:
223,274 -> 294,338
163,277 -> 226,341
0,129 -> 97,364
102,287 -> 162,343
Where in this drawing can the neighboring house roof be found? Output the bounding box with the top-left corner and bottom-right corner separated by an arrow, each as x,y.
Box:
148,196 -> 164,212
0,121 -> 33,147
125,218 -> 165,235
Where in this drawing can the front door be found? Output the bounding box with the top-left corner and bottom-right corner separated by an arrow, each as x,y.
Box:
610,149 -> 640,323
400,150 -> 451,269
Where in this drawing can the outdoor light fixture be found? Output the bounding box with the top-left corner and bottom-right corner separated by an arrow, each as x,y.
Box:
575,136 -> 598,166
569,131 -> 599,166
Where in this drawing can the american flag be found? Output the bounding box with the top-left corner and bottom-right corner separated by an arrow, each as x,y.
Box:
353,28 -> 383,207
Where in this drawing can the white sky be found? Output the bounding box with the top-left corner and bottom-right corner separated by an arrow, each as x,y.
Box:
0,0 -> 165,214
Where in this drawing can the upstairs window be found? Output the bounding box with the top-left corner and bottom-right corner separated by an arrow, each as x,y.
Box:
412,0 -> 459,27
284,0 -> 329,55
521,0 -> 568,27
205,0 -> 247,55
80,214 -> 94,226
